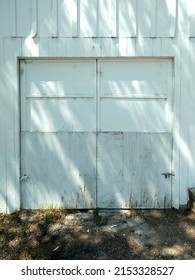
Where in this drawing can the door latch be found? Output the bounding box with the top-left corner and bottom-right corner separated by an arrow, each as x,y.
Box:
161,172 -> 175,179
20,174 -> 29,182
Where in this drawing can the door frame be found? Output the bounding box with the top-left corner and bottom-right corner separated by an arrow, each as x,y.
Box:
19,57 -> 175,209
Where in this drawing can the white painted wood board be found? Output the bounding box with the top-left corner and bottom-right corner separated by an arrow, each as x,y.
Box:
97,133 -> 172,208
99,59 -> 171,96
0,0 -> 179,38
118,0 -> 136,37
0,38 -> 6,212
25,60 -> 96,97
2,38 -> 21,213
0,0 -> 10,37
156,0 -> 177,37
99,59 -> 173,132
80,0 -> 98,37
99,99 -> 169,132
24,98 -> 95,132
58,0 -> 78,37
21,132 -> 96,209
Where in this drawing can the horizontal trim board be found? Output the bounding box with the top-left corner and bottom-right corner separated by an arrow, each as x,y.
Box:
99,95 -> 168,100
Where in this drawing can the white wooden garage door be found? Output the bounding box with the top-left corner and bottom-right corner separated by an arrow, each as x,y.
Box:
20,59 -> 173,209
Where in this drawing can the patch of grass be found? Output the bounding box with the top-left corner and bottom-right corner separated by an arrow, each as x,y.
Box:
43,213 -> 52,225
93,209 -> 108,226
20,221 -> 30,231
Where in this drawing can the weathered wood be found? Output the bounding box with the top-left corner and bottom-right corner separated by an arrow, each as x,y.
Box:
0,0 -> 180,38
19,58 -> 173,209
0,38 -> 6,213
97,133 -> 172,208
16,0 -> 30,37
1,0 -> 195,212
58,0 -> 78,37
10,0 -> 17,37
21,132 -> 96,209
189,1 -> 195,37
51,0 -> 58,38
30,0 -> 37,37
80,0 -> 98,37
118,0 -> 136,37
0,0 -> 10,37
156,0 -> 177,37
2,38 -> 21,213
98,0 -> 117,37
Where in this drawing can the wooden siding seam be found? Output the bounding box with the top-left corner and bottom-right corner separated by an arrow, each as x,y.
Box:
51,0 -> 58,38
30,0 -> 38,38
10,0 -> 17,37
150,0 -> 157,38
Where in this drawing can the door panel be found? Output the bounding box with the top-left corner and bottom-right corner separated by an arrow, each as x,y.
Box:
97,133 -> 172,208
26,60 -> 95,97
25,98 -> 95,132
20,58 -> 173,209
20,60 -> 96,209
100,60 -> 171,97
21,132 -> 96,209
97,59 -> 173,208
99,99 -> 168,132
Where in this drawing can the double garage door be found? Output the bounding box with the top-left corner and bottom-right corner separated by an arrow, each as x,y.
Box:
20,59 -> 173,209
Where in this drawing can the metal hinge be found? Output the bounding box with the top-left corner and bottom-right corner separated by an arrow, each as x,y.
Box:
161,172 -> 175,179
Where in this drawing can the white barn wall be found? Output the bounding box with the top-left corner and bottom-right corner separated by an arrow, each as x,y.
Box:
0,0 -> 178,38
0,38 -> 21,213
0,0 -> 195,212
0,38 -> 6,213
189,39 -> 195,190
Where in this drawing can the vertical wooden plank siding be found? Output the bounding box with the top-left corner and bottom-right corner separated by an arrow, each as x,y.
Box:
150,0 -> 157,38
137,0 -> 153,37
0,0 -> 10,37
51,0 -> 58,37
178,0 -> 190,36
9,0 -> 17,37
189,0 -> 195,37
37,0 -> 53,37
0,38 -> 6,213
2,38 -> 21,212
58,0 -> 78,37
118,0 -> 137,37
188,39 -> 195,187
72,0 -> 78,37
80,0 -> 98,37
177,0 -> 191,205
30,0 -> 38,37
170,36 -> 180,209
2,0 -> 179,38
179,37 -> 191,205
167,0 -> 177,37
98,0 -> 117,37
156,0 -> 177,37
16,0 -> 30,37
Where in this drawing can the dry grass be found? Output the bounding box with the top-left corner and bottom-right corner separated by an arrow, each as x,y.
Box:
0,209 -> 194,260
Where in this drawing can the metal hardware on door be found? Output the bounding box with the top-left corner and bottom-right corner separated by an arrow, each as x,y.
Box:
20,174 -> 29,182
161,172 -> 175,179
